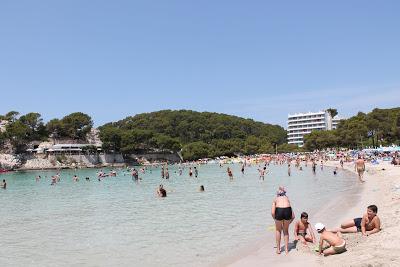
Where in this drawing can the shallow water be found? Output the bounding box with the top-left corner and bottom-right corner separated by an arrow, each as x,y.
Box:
0,163 -> 356,267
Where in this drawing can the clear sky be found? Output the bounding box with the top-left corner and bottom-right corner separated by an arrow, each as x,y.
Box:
1,0 -> 400,127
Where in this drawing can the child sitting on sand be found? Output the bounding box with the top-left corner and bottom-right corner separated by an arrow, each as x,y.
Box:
315,223 -> 346,256
294,212 -> 315,245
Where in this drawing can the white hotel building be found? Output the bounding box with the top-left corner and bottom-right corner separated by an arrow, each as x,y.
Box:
287,110 -> 342,146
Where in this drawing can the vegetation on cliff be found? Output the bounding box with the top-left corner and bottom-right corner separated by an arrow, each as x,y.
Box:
0,111 -> 93,153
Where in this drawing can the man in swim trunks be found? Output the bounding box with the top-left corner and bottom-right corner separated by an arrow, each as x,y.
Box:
315,223 -> 346,256
355,155 -> 366,182
294,212 -> 315,245
332,205 -> 381,236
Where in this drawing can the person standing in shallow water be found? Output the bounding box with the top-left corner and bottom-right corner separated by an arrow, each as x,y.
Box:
312,159 -> 317,174
2,179 -> 6,189
178,166 -> 183,176
227,167 -> 233,179
271,186 -> 295,254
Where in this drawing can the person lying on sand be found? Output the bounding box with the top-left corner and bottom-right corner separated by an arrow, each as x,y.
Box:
331,205 -> 381,236
315,223 -> 346,256
294,212 -> 315,245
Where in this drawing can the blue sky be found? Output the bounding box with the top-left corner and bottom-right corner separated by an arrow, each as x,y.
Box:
1,0 -> 400,127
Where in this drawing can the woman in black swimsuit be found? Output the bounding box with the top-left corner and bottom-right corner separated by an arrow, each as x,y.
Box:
271,186 -> 295,254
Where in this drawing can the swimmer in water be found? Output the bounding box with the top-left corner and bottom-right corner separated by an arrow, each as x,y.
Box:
51,176 -> 57,185
227,167 -> 233,179
157,184 -> 167,197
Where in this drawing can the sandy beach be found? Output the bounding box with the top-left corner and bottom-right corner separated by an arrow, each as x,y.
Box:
227,160 -> 400,267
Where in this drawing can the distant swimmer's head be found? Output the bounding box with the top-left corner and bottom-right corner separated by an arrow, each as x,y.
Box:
315,223 -> 325,233
199,185 -> 205,192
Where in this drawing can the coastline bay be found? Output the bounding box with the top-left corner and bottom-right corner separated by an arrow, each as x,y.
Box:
0,163 -> 356,267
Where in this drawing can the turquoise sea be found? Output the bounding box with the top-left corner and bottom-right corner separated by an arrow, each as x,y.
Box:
0,163 -> 356,267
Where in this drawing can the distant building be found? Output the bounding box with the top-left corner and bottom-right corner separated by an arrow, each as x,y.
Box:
287,110 -> 343,146
26,144 -> 102,154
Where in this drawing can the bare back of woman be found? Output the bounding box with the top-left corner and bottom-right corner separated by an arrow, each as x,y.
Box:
271,187 -> 295,254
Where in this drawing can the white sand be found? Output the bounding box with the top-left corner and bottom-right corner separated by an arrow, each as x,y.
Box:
226,161 -> 400,267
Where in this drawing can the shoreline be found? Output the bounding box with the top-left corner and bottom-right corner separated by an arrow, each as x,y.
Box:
225,160 -> 400,266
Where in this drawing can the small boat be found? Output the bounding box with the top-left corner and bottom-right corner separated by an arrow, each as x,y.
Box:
0,169 -> 10,173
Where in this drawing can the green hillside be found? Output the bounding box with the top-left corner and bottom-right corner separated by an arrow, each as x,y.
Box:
99,110 -> 287,160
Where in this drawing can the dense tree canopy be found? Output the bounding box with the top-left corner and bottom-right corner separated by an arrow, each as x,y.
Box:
3,107 -> 398,157
0,111 -> 93,153
304,107 -> 400,150
1,112 -> 47,153
99,110 -> 287,159
46,112 -> 93,141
